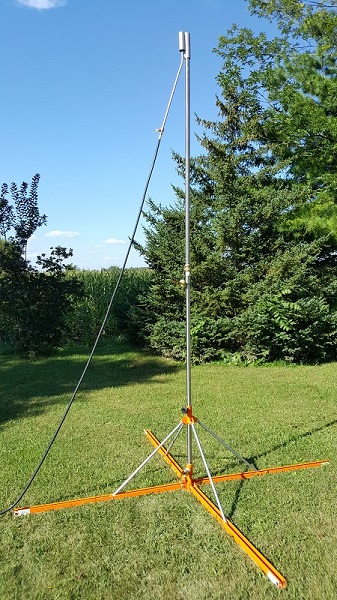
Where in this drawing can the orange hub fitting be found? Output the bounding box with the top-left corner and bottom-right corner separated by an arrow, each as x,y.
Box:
181,406 -> 198,425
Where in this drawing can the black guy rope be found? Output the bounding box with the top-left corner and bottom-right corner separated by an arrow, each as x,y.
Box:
0,53 -> 184,517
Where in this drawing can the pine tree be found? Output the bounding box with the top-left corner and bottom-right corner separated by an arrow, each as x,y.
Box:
132,0 -> 337,363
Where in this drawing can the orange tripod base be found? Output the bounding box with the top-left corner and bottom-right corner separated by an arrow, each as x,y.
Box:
13,428 -> 329,590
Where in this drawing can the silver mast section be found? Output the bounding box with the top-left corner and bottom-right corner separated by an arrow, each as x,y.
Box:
179,31 -> 192,465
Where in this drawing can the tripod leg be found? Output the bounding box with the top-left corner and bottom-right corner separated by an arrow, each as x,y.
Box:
197,420 -> 258,471
164,423 -> 184,456
113,422 -> 182,496
191,423 -> 227,522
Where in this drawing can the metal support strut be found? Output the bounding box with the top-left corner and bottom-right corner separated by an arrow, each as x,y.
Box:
14,407 -> 329,591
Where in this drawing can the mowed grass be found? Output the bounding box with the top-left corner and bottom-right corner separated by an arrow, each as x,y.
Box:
0,340 -> 336,600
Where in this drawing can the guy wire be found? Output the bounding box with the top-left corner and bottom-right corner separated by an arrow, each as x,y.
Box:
0,53 -> 184,517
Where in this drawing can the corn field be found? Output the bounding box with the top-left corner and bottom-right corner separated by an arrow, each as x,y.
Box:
65,267 -> 152,345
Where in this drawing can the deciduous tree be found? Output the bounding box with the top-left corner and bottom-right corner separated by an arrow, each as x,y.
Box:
0,175 -> 82,355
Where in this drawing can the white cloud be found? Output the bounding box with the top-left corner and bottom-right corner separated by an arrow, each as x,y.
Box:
16,0 -> 66,9
46,230 -> 80,238
103,238 -> 126,245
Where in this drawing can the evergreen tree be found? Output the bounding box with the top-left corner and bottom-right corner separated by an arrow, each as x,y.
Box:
132,0 -> 337,363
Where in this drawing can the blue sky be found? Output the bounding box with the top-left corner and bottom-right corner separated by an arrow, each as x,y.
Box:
1,0 -> 274,269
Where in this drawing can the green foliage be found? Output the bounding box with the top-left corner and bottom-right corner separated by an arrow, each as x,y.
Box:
237,291 -> 337,363
0,240 -> 26,346
0,174 -> 47,260
0,176 -> 83,356
133,0 -> 337,364
0,185 -> 14,239
9,174 -> 47,255
65,267 -> 153,345
0,241 -> 83,356
222,0 -> 337,240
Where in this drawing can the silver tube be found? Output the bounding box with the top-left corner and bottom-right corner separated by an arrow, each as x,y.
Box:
184,32 -> 192,467
165,423 -> 184,456
184,31 -> 191,59
113,422 -> 183,496
179,31 -> 186,53
191,423 -> 227,522
185,32 -> 191,410
187,423 -> 192,464
197,420 -> 258,471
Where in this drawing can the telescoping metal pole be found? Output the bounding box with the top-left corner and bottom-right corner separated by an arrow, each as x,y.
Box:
179,32 -> 192,464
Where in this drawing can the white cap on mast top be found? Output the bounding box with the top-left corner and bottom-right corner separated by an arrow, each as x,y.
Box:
179,31 -> 191,58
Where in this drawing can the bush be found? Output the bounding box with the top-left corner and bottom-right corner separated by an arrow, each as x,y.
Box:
238,295 -> 337,363
0,242 -> 83,356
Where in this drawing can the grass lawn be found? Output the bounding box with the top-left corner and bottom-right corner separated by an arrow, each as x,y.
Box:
0,340 -> 336,599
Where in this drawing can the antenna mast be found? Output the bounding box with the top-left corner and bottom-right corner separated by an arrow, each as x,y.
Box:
179,32 -> 193,465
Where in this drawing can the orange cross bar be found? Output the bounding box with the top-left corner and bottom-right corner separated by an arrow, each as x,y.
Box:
13,424 -> 329,590
13,481 -> 183,517
188,483 -> 287,589
194,459 -> 329,485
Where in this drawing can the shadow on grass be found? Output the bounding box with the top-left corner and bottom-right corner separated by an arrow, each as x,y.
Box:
52,417 -> 337,516
226,417 -> 337,519
0,340 -> 181,427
